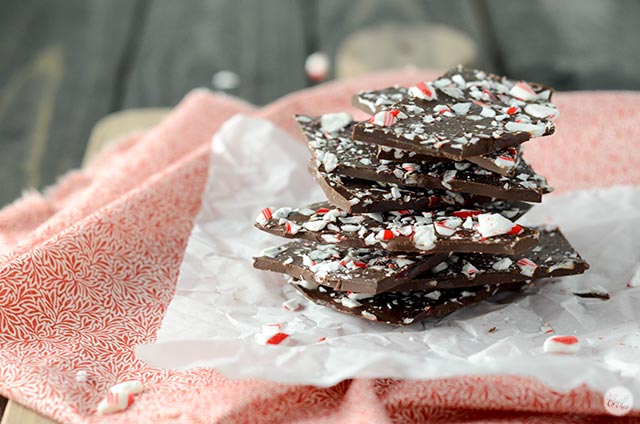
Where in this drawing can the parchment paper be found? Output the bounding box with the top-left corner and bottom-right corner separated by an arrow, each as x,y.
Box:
137,115 -> 640,397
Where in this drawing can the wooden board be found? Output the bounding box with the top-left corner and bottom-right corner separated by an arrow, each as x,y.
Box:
122,0 -> 312,108
0,0 -> 145,207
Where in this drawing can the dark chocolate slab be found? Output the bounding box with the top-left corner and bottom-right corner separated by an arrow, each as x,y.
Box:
255,200 -> 538,255
352,66 -> 558,160
253,241 -> 445,294
310,165 -> 478,213
291,278 -> 525,326
377,145 -> 523,177
355,86 -> 524,176
394,227 -> 589,291
297,115 -> 551,202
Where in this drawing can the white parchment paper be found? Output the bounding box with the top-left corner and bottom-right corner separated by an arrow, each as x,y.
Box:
137,115 -> 640,397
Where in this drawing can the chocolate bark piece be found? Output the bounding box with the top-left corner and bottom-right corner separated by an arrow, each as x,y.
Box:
393,227 -> 589,291
378,145 -> 523,177
298,115 -> 551,202
253,241 -> 445,294
310,165 -> 479,213
256,200 -> 538,255
352,86 -> 408,115
352,66 -> 558,161
355,87 -> 524,176
291,278 -> 525,326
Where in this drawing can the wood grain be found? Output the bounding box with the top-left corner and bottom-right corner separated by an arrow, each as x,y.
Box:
123,0 -> 311,107
0,0 -> 143,207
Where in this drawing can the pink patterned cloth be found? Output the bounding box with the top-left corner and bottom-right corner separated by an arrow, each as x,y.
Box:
1,69 -> 639,423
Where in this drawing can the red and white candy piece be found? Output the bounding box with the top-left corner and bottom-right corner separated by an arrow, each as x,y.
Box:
282,299 -> 301,311
509,81 -> 538,101
110,380 -> 145,396
476,213 -> 519,238
504,121 -> 546,137
412,225 -> 436,251
434,217 -> 462,237
97,391 -> 135,415
320,112 -> 352,133
284,221 -> 301,235
461,262 -> 479,279
408,81 -> 437,101
369,109 -> 407,127
255,207 -> 273,225
305,52 -> 330,82
525,104 -> 559,120
543,335 -> 580,354
516,258 -> 538,277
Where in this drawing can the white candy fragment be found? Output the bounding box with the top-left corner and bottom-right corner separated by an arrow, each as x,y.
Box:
272,207 -> 291,220
412,225 -> 436,251
504,121 -> 546,137
303,220 -> 327,232
261,323 -> 282,339
320,112 -> 352,133
425,291 -> 441,301
524,104 -> 559,120
294,278 -> 318,290
547,259 -> 575,272
516,258 -> 538,277
442,170 -> 457,190
461,262 -> 479,279
434,217 -> 462,237
321,234 -> 340,244
361,311 -> 377,320
543,335 -> 580,354
509,81 -> 538,101
97,392 -> 135,415
408,81 -> 437,101
629,264 -> 640,288
492,257 -> 513,271
110,380 -> 145,395
75,370 -> 88,383
476,213 -> 517,238
450,103 -> 471,115
282,299 -> 300,311
284,221 -> 301,235
348,292 -> 373,301
305,51 -> 329,82
322,152 -> 338,173
341,297 -> 362,308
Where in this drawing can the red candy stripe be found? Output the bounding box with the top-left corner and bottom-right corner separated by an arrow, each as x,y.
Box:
266,333 -> 289,345
380,229 -> 395,241
507,224 -> 523,235
452,210 -> 481,218
415,81 -> 434,97
316,208 -> 330,215
506,106 -> 518,115
261,208 -> 272,221
551,335 -> 579,345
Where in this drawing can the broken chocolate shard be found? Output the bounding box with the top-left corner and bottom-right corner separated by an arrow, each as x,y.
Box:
309,164 -> 477,213
395,227 -> 589,291
253,240 -> 445,294
255,200 -> 538,255
298,114 -> 551,202
355,87 -> 525,177
291,278 -> 526,326
352,66 -> 557,161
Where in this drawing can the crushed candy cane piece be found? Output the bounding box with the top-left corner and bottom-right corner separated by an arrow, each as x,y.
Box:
320,112 -> 352,133
256,207 -> 273,225
261,323 -> 282,338
282,299 -> 301,311
322,152 -> 338,172
110,380 -> 145,395
516,258 -> 538,277
492,257 -> 513,271
97,391 -> 135,415
369,109 -> 406,126
305,51 -> 329,82
412,225 -> 436,250
509,81 -> 537,101
266,333 -> 290,345
272,207 -> 292,220
408,81 -> 437,100
543,335 -> 580,354
629,264 -> 640,288
476,213 -> 518,238
461,262 -> 479,279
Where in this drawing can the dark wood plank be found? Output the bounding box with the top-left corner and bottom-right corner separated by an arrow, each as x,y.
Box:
484,0 -> 640,89
0,0 -> 142,207
316,0 -> 489,77
122,0 -> 310,107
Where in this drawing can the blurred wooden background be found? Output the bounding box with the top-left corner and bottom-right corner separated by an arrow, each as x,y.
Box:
1,0 -> 639,207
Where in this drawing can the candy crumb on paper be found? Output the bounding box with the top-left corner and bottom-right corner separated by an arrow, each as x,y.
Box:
543,335 -> 580,354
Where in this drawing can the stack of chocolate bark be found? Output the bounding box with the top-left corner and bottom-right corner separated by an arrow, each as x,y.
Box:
253,66 -> 588,326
